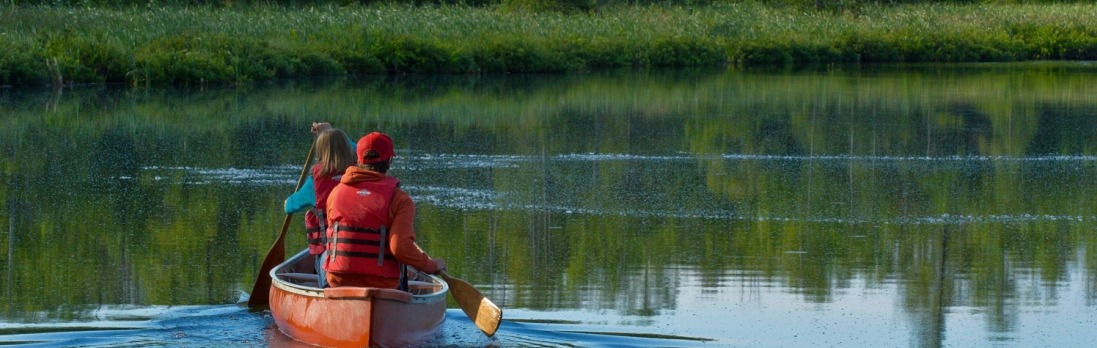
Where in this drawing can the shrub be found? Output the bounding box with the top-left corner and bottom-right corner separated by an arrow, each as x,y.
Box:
0,39 -> 49,86
500,0 -> 598,12
135,36 -> 234,85
370,35 -> 457,73
648,38 -> 728,67
38,34 -> 131,84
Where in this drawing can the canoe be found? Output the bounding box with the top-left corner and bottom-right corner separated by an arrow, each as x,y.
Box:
269,249 -> 449,347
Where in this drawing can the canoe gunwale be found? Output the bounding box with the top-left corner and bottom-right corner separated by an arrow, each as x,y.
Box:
269,249 -> 449,304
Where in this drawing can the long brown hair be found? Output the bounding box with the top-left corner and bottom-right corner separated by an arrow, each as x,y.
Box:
314,129 -> 356,177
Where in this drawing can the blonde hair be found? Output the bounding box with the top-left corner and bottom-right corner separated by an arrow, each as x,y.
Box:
314,129 -> 356,177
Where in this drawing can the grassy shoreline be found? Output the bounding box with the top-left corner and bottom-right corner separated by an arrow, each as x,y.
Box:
2,3 -> 1097,87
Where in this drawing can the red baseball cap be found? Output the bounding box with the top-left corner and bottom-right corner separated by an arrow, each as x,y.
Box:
356,132 -> 395,164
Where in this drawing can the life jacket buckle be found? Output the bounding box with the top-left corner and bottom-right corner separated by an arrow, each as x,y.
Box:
330,221 -> 339,261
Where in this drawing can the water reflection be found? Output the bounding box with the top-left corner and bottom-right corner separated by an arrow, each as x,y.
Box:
1,65 -> 1096,346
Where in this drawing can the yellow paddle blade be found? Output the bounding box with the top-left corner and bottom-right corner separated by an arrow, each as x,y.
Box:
441,272 -> 502,336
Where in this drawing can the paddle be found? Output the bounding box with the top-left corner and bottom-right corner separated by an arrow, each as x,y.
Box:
438,271 -> 502,337
247,143 -> 315,310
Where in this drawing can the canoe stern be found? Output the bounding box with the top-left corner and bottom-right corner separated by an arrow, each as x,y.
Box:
269,250 -> 448,347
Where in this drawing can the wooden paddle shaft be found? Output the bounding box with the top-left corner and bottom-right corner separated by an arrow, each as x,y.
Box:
248,143 -> 315,310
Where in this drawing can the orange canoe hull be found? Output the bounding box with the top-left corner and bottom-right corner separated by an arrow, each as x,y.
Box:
269,250 -> 447,347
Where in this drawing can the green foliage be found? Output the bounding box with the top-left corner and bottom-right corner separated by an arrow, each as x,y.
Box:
733,43 -> 786,66
468,37 -> 583,72
42,34 -> 132,84
330,48 -> 385,76
845,35 -> 902,62
292,50 -> 346,76
501,0 -> 598,12
9,0 -> 1097,7
132,34 -> 350,85
135,36 -> 235,85
370,35 -> 458,73
5,3 -> 1097,86
0,38 -> 48,86
1012,24 -> 1097,60
572,39 -> 635,67
649,38 -> 727,66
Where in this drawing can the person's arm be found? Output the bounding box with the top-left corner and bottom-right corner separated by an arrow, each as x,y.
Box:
286,123 -> 354,214
284,175 -> 317,214
388,190 -> 444,273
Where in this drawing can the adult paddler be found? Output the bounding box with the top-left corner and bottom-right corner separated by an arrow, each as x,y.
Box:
322,131 -> 447,289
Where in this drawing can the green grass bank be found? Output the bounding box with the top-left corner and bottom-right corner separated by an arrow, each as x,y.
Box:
2,3 -> 1097,87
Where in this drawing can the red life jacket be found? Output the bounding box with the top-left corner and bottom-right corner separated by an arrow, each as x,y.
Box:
304,165 -> 343,255
322,176 -> 402,278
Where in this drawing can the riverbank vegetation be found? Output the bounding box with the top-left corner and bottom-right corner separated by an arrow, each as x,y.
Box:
2,2 -> 1097,86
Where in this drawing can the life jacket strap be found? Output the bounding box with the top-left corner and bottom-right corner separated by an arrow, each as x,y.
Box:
328,251 -> 396,261
315,209 -> 327,232
334,225 -> 383,233
329,223 -> 396,262
397,265 -> 408,292
378,226 -> 388,266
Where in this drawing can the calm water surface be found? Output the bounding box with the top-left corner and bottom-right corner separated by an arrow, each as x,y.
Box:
1,65 -> 1096,347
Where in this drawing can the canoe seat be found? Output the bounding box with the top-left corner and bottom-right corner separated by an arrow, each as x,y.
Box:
325,287 -> 414,302
406,280 -> 441,295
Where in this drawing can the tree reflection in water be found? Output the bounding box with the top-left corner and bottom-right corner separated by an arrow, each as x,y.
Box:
1,65 -> 1095,346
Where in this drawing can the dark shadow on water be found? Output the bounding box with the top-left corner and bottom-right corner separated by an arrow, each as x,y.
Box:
505,318 -> 583,325
493,316 -> 718,345
562,331 -> 714,342
0,327 -> 135,335
0,328 -> 145,347
495,317 -> 719,347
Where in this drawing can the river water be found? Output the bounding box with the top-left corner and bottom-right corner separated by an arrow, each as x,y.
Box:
1,65 -> 1096,347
